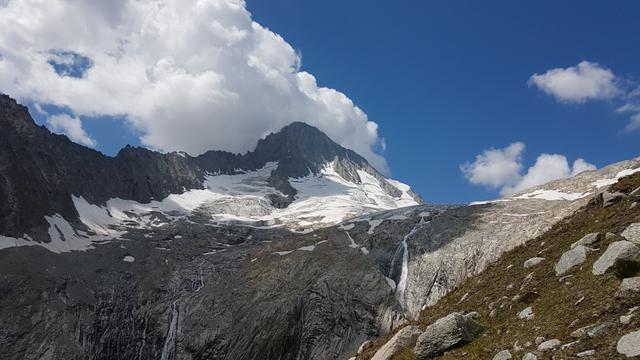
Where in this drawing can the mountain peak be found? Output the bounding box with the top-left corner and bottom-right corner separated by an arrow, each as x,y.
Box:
252,122 -> 367,179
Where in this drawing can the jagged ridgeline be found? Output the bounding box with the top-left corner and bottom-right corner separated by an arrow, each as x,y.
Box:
0,93 -> 421,243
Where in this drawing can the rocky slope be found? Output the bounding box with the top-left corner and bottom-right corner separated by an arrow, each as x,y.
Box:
356,172 -> 640,359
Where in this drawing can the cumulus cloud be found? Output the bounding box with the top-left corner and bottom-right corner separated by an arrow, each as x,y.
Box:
528,61 -> 620,103
460,142 -> 524,189
47,114 -> 97,147
0,0 -> 388,172
461,143 -> 596,196
529,61 -> 640,131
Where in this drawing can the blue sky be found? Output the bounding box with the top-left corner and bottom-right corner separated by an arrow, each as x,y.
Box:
3,1 -> 639,203
248,1 -> 640,202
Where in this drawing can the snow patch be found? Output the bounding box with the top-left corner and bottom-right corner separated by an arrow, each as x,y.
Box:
339,223 -> 355,231
592,167 -> 640,188
513,189 -> 589,201
123,255 -> 135,262
67,161 -> 419,234
272,240 -> 328,256
366,219 -> 384,234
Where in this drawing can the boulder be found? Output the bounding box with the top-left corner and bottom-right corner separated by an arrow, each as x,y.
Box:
586,321 -> 615,338
518,306 -> 534,320
577,350 -> 595,357
537,339 -> 560,352
493,350 -> 512,360
371,326 -> 422,360
616,276 -> 640,301
622,223 -> 640,245
413,312 -> 483,359
571,233 -> 602,249
555,245 -> 588,276
571,324 -> 596,339
592,241 -> 640,277
617,330 -> 640,357
603,191 -> 626,207
522,353 -> 537,360
524,257 -> 545,269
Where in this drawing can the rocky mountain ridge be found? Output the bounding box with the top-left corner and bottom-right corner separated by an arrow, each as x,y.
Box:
0,94 -> 420,244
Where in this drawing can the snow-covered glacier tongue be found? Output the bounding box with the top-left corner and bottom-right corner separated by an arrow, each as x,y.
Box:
35,158 -> 422,251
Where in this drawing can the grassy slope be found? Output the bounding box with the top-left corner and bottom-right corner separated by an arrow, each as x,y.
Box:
359,173 -> 640,360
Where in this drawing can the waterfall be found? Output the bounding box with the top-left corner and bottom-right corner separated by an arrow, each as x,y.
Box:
160,301 -> 179,360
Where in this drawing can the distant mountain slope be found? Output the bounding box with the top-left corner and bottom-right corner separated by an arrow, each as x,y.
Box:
0,94 -> 421,246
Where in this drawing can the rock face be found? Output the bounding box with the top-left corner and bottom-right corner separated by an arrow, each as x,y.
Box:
617,330 -> 640,357
592,241 -> 640,277
0,220 -> 415,360
413,312 -> 483,359
371,326 -> 422,360
622,223 -> 640,245
555,245 -> 588,276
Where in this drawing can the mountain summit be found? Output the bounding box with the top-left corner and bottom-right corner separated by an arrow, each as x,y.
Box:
0,94 -> 421,245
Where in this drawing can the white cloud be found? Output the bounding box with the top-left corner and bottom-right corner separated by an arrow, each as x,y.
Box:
47,114 -> 96,147
617,101 -> 640,131
501,155 -> 596,195
528,61 -> 620,103
0,0 -> 387,172
460,142 -> 524,189
462,143 -> 596,196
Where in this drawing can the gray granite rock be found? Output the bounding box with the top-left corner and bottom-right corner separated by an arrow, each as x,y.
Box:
571,232 -> 602,249
617,330 -> 640,357
524,257 -> 545,269
414,312 -> 483,359
592,241 -> 640,276
492,350 -> 512,360
537,339 -> 560,352
555,245 -> 588,276
616,276 -> 640,301
622,223 -> 640,245
371,326 -> 422,360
